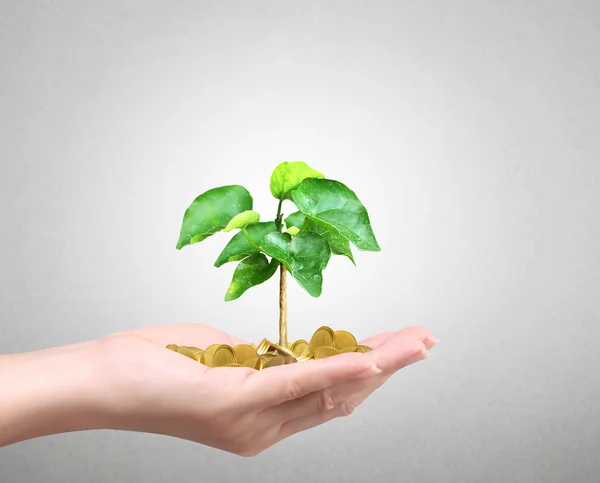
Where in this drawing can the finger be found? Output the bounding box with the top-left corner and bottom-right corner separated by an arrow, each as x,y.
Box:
358,325 -> 433,349
118,324 -> 248,348
266,334 -> 429,424
241,352 -> 380,410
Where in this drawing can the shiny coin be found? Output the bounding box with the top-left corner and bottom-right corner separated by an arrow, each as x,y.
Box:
204,344 -> 222,356
339,346 -> 357,354
283,355 -> 297,364
309,326 -> 335,353
177,346 -> 198,359
291,339 -> 309,356
334,330 -> 357,350
202,353 -> 213,367
295,352 -> 314,362
256,338 -> 272,356
212,345 -> 237,367
268,342 -> 296,358
223,363 -> 243,367
263,355 -> 286,368
314,346 -> 341,359
241,356 -> 261,370
166,344 -> 179,351
355,345 -> 372,353
233,344 -> 258,364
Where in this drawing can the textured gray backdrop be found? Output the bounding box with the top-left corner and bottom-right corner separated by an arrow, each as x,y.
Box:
1,1 -> 598,482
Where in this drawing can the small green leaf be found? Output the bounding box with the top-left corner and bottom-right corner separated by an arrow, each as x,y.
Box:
224,254 -> 279,301
260,231 -> 331,297
285,226 -> 300,236
270,161 -> 324,200
176,185 -> 253,250
224,210 -> 260,232
214,222 -> 277,267
284,211 -> 306,230
291,178 -> 381,252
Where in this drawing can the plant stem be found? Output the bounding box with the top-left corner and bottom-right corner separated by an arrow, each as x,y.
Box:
275,199 -> 284,231
241,227 -> 261,251
275,198 -> 287,347
279,264 -> 288,347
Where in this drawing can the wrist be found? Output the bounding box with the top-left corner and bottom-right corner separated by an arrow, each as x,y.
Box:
0,340 -> 107,446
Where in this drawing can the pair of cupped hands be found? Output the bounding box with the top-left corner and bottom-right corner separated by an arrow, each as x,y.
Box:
90,324 -> 437,456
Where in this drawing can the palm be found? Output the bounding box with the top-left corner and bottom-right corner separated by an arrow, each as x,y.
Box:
98,324 -> 435,456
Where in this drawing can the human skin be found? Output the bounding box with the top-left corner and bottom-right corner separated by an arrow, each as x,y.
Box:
0,324 -> 437,455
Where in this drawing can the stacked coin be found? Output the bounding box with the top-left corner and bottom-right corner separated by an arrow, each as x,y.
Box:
166,326 -> 371,370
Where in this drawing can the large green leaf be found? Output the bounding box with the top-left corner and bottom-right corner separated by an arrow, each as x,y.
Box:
286,211 -> 354,263
224,254 -> 279,301
224,210 -> 260,232
176,185 -> 253,250
291,178 -> 381,252
214,222 -> 277,267
260,231 -> 331,297
259,232 -> 294,267
270,161 -> 324,200
303,218 -> 355,264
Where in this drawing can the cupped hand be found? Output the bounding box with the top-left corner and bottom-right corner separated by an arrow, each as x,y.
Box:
92,324 -> 437,456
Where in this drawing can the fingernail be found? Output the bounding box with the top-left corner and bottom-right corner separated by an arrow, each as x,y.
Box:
326,394 -> 335,410
356,364 -> 382,378
421,347 -> 431,359
425,336 -> 441,348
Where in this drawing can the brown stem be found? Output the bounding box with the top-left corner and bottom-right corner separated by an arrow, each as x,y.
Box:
278,264 -> 288,347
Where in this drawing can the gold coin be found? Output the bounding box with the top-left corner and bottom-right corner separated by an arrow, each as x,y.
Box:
334,330 -> 357,350
291,339 -> 309,356
309,326 -> 335,353
263,355 -> 286,368
212,345 -> 237,367
314,346 -> 341,359
177,346 -> 198,359
233,344 -> 258,364
189,348 -> 204,361
355,345 -> 372,353
204,344 -> 222,356
241,356 -> 261,370
223,363 -> 243,367
283,355 -> 297,364
202,353 -> 213,367
166,344 -> 179,351
295,352 -> 314,362
256,338 -> 272,355
268,342 -> 296,358
339,346 -> 357,353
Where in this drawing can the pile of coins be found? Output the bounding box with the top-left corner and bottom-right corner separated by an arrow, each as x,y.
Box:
166,326 -> 372,370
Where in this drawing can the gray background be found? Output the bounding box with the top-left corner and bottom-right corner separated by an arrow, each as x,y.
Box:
1,0 -> 598,482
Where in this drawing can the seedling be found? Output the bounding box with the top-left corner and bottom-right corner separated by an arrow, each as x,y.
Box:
175,161 -> 380,359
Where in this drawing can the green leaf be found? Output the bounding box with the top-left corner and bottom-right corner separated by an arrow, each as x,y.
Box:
259,232 -> 293,267
260,231 -> 331,297
284,211 -> 306,230
270,161 -> 324,200
285,226 -> 300,236
224,254 -> 279,301
291,178 -> 381,252
224,210 -> 260,232
214,222 -> 277,267
286,211 -> 354,263
303,218 -> 355,264
176,185 -> 253,250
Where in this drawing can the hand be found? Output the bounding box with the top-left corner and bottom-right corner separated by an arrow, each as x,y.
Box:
92,324 -> 438,455
0,324 -> 438,455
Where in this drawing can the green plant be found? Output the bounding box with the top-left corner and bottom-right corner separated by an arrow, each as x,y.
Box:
176,161 -> 380,347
